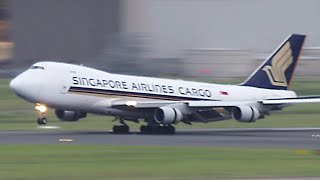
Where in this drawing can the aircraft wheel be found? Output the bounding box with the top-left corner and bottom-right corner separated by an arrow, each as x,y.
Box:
112,125 -> 130,134
154,126 -> 175,134
140,125 -> 153,134
37,117 -> 47,125
167,125 -> 176,134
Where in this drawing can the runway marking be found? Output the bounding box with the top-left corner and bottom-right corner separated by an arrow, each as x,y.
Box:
37,125 -> 61,129
59,138 -> 73,142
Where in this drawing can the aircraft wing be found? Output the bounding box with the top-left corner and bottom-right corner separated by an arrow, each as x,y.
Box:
187,101 -> 250,107
261,96 -> 320,105
111,100 -> 252,109
111,100 -> 183,108
111,96 -> 320,110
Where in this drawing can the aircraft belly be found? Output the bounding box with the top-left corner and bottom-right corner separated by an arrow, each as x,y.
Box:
93,107 -> 146,118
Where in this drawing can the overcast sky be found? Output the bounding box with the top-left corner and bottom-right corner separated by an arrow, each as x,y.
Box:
123,0 -> 320,57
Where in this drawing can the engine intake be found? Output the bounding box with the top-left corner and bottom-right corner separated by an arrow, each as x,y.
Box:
154,107 -> 183,125
55,110 -> 87,122
232,106 -> 259,122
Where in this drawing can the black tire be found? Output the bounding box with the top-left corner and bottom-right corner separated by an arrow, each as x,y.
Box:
122,125 -> 129,133
112,125 -> 130,134
37,118 -> 42,125
37,118 -> 47,125
167,126 -> 176,134
140,125 -> 153,134
41,118 -> 47,125
156,126 -> 166,134
154,126 -> 175,134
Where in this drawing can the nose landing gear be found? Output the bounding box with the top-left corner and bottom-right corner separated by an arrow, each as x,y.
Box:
35,103 -> 48,125
37,117 -> 47,125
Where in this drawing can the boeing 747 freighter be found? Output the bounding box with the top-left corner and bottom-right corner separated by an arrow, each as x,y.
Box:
10,34 -> 320,134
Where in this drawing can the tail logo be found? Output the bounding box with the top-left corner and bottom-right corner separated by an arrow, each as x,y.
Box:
262,42 -> 293,87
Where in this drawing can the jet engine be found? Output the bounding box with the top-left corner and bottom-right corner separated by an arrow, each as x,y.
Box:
154,107 -> 183,125
55,110 -> 87,122
232,106 -> 260,122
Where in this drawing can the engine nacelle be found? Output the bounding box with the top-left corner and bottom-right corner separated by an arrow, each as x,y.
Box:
55,110 -> 87,122
232,106 -> 260,123
154,107 -> 183,125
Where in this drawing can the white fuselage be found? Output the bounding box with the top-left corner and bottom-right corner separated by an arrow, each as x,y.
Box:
10,62 -> 297,118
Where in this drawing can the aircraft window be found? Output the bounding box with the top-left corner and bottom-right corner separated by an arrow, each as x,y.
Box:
30,66 -> 44,70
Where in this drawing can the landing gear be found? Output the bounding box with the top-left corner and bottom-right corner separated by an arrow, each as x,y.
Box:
111,117 -> 130,134
140,125 -> 153,134
112,125 -> 130,134
35,103 -> 48,126
140,125 -> 175,134
110,116 -> 175,134
37,117 -> 47,125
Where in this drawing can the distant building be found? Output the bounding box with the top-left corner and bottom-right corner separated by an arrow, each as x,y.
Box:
7,0 -> 320,78
10,0 -> 119,66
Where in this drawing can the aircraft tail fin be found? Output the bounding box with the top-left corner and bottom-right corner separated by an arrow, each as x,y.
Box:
241,34 -> 306,90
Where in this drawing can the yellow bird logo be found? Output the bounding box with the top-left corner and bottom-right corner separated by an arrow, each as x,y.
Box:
263,42 -> 293,87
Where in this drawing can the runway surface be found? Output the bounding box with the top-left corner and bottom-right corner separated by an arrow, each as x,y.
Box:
1,127 -> 320,149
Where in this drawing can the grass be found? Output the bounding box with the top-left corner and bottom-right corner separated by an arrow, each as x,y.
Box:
2,78 -> 320,130
0,145 -> 320,180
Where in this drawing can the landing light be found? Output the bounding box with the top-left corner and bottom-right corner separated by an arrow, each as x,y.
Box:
126,101 -> 137,107
35,103 -> 47,113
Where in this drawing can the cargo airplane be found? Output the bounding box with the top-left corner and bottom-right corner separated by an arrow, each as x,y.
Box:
10,34 -> 320,134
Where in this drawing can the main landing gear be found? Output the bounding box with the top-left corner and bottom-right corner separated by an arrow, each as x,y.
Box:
111,117 -> 130,134
35,103 -> 48,125
111,117 -> 176,134
140,125 -> 175,134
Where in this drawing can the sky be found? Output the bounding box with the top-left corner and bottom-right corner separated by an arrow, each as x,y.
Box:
123,0 -> 320,58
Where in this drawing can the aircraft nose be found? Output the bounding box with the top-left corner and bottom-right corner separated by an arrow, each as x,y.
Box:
10,73 -> 42,102
10,76 -> 22,95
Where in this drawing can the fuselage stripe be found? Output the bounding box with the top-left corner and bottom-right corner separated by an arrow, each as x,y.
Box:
68,86 -> 214,101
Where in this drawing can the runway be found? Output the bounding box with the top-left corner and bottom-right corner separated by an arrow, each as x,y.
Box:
1,127 -> 320,149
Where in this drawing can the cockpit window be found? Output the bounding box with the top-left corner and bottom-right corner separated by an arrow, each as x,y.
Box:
30,65 -> 44,70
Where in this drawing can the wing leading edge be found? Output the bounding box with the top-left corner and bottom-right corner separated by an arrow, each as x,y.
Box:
262,96 -> 320,105
111,100 -> 255,109
111,96 -> 320,110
